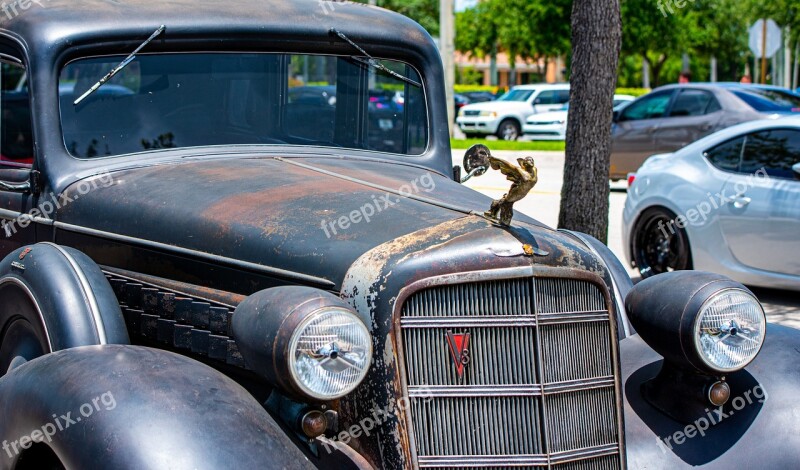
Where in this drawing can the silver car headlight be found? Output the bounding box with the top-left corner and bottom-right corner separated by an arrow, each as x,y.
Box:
694,289 -> 766,373
289,307 -> 372,400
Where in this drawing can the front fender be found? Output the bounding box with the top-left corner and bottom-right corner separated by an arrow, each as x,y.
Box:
623,324 -> 800,467
0,345 -> 313,470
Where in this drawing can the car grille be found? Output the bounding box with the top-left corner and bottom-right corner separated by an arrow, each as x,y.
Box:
464,110 -> 481,116
399,276 -> 623,469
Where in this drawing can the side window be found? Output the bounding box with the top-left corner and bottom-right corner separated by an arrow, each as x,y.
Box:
741,129 -> 800,179
620,91 -> 673,121
668,89 -> 717,117
704,136 -> 744,172
556,90 -> 571,105
535,90 -> 559,105
0,62 -> 33,167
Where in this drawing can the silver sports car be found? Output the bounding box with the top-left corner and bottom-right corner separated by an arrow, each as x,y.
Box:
623,116 -> 800,290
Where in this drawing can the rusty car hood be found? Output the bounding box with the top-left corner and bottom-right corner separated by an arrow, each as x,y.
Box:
55,155 -> 554,290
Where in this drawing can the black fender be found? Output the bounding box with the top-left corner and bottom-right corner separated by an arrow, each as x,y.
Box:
622,323 -> 800,467
0,243 -> 128,370
0,345 -> 314,470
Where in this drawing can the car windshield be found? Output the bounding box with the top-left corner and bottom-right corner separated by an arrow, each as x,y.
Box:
732,89 -> 800,113
59,53 -> 428,158
497,89 -> 534,102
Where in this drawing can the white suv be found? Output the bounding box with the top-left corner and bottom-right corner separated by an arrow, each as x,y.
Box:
456,84 -> 570,140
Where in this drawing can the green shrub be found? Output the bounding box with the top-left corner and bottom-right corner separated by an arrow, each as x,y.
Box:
615,87 -> 650,97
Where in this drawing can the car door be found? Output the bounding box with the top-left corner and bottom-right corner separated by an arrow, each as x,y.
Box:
532,89 -> 568,114
653,88 -> 723,153
0,58 -> 38,257
610,89 -> 675,179
718,128 -> 800,276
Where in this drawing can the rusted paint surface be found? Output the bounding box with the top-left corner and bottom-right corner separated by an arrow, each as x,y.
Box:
57,157 -> 552,294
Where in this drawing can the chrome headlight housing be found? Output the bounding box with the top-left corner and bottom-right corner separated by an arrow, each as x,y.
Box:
232,286 -> 373,401
694,288 -> 765,373
289,307 -> 372,400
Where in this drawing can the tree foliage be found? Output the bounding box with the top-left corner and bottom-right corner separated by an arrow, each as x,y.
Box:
455,0 -> 571,83
353,0 -> 440,37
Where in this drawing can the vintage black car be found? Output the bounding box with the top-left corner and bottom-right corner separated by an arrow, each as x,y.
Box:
0,1 -> 798,469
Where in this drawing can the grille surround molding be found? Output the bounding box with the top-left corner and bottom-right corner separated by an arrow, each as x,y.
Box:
391,266 -> 627,469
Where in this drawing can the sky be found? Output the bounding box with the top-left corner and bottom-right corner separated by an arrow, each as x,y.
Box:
456,0 -> 478,12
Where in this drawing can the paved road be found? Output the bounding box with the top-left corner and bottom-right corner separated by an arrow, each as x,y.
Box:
451,148 -> 800,327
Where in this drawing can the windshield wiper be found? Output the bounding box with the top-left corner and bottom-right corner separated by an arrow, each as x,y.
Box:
330,28 -> 422,88
74,25 -> 166,106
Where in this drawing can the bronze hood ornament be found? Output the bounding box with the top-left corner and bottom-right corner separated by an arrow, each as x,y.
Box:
462,144 -> 538,226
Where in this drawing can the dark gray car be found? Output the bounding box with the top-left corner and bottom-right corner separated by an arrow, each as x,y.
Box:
609,84 -> 800,180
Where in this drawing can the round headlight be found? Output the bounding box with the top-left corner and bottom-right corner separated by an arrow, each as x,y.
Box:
626,271 -> 767,375
289,308 -> 372,400
694,289 -> 765,373
232,286 -> 373,402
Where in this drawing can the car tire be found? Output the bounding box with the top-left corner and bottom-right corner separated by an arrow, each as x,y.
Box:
631,207 -> 693,278
496,119 -> 521,141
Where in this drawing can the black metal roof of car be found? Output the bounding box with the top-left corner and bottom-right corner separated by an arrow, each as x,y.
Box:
0,0 -> 436,64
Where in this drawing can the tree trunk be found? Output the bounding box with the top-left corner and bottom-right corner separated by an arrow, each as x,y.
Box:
557,0 -> 621,244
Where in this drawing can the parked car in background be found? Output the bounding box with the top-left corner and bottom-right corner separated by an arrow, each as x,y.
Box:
287,85 -> 406,152
461,91 -> 496,103
454,93 -> 470,121
623,117 -> 800,290
523,94 -> 635,140
456,83 -> 570,140
609,84 -> 800,180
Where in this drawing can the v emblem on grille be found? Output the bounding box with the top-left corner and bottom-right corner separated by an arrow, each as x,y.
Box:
445,331 -> 471,379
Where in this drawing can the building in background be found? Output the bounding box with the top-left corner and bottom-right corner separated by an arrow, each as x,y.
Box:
455,52 -> 565,87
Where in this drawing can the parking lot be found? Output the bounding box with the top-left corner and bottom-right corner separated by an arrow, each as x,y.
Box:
453,149 -> 800,328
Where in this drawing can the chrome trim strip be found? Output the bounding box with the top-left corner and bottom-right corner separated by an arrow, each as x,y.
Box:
400,315 -> 537,328
417,443 -> 620,467
52,222 -> 336,287
417,454 -> 549,467
0,208 -> 54,226
543,376 -> 616,394
407,377 -> 615,398
42,242 -> 106,344
538,312 -> 611,325
408,384 -> 543,397
400,311 -> 609,328
549,443 -> 620,463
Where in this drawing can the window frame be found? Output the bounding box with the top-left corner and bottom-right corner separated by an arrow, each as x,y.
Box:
0,57 -> 35,169
667,88 -> 720,118
703,127 -> 800,180
619,90 -> 675,122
